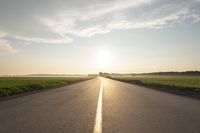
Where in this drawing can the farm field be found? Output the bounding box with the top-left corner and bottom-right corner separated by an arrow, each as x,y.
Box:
0,76 -> 93,97
110,76 -> 200,98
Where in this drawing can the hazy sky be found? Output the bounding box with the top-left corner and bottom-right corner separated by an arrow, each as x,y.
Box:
0,0 -> 200,75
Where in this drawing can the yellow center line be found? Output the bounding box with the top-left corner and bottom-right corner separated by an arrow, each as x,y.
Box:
93,78 -> 103,133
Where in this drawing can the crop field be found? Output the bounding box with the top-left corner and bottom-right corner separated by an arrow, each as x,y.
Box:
0,76 -> 93,97
111,76 -> 200,97
111,76 -> 200,90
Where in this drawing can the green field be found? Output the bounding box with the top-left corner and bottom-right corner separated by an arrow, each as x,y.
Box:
111,76 -> 200,95
0,77 -> 93,97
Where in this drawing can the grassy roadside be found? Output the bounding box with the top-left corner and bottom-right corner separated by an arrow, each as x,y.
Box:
0,76 -> 94,97
110,76 -> 200,99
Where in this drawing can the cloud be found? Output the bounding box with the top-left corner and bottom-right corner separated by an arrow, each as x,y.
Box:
0,0 -> 200,45
0,39 -> 18,54
0,31 -> 18,54
0,31 -> 7,38
38,0 -> 155,37
38,0 -> 200,38
14,35 -> 73,44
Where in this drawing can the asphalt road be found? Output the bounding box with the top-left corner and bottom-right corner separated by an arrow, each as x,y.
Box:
0,77 -> 200,133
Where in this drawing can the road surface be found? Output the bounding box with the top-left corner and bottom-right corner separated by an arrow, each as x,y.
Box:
0,77 -> 200,133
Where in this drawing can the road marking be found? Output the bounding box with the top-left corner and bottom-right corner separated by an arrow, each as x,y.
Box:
93,78 -> 103,133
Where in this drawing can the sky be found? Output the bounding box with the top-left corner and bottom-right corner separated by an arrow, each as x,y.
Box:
0,0 -> 200,75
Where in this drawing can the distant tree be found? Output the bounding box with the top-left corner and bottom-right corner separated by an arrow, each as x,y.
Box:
99,72 -> 102,76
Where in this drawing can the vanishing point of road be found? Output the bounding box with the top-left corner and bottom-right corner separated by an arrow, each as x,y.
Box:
0,77 -> 200,133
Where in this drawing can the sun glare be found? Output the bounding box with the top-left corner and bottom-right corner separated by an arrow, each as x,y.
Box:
96,50 -> 112,68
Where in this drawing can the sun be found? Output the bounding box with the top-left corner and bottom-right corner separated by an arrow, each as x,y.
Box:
96,50 -> 112,68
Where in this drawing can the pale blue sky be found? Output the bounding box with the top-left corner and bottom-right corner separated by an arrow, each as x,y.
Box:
0,0 -> 200,74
